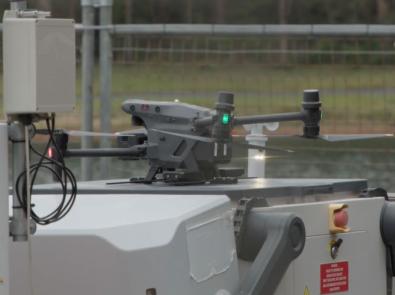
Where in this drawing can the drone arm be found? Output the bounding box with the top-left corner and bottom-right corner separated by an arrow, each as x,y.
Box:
64,145 -> 146,158
235,90 -> 322,138
233,111 -> 306,126
194,117 -> 214,128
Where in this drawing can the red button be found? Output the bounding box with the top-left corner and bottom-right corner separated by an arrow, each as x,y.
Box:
334,209 -> 349,228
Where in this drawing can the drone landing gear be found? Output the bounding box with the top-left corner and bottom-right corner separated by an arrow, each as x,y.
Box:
162,171 -> 206,186
126,167 -> 207,185
128,165 -> 161,184
203,167 -> 244,185
108,167 -> 245,186
209,177 -> 238,185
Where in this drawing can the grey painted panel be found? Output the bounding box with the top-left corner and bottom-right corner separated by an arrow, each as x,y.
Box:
33,178 -> 368,201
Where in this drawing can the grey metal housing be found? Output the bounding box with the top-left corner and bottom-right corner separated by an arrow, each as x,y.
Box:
237,213 -> 305,295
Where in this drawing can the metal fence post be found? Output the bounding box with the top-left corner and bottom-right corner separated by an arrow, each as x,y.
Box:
99,0 -> 113,179
80,0 -> 95,180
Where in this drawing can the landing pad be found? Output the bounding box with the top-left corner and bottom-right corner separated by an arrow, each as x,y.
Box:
34,178 -> 368,201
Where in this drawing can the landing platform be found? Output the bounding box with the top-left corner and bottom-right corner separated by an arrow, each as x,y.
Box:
34,178 -> 368,201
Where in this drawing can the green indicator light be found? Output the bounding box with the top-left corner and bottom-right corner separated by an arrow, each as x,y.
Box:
222,114 -> 230,125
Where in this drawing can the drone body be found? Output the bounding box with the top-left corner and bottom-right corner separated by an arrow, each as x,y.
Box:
118,91 -> 321,184
52,90 -> 320,184
121,95 -> 235,184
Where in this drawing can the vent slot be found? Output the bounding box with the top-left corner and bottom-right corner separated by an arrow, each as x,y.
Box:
173,140 -> 187,156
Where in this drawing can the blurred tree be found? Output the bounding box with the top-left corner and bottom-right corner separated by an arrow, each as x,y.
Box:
278,0 -> 288,24
216,0 -> 226,23
186,0 -> 193,22
7,0 -> 392,25
149,0 -> 156,21
125,0 -> 133,22
69,0 -> 77,18
158,0 -> 167,22
192,0 -> 214,23
377,0 -> 391,22
36,0 -> 51,10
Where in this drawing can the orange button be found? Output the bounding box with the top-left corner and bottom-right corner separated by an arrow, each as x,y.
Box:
334,208 -> 349,228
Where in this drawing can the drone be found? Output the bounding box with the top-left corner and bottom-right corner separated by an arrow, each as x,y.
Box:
50,89 -> 322,184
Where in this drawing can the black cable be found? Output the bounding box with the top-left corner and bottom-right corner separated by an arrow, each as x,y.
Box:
15,115 -> 78,225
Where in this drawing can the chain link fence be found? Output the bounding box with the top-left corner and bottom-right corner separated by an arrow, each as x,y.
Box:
1,24 -> 395,186
1,24 -> 395,134
108,29 -> 395,190
110,28 -> 395,134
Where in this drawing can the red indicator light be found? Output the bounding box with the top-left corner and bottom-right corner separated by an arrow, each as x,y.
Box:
48,147 -> 53,158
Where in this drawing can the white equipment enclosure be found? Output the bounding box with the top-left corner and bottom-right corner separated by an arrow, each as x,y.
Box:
8,178 -> 395,295
3,11 -> 75,114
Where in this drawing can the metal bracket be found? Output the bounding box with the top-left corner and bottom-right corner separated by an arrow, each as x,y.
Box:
81,0 -> 113,7
234,197 -> 268,256
381,202 -> 395,276
237,212 -> 306,295
17,10 -> 51,18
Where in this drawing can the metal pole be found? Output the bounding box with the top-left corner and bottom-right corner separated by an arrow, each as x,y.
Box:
0,123 -> 10,295
80,1 -> 95,180
246,126 -> 268,178
9,122 -> 28,242
6,0 -> 31,244
3,24 -> 395,37
85,24 -> 395,37
99,0 -> 113,179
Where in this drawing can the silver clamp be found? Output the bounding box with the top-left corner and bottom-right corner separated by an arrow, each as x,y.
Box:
81,0 -> 113,7
234,197 -> 268,255
17,10 -> 51,18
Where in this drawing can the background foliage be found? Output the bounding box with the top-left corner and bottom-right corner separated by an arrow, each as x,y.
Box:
0,0 -> 393,24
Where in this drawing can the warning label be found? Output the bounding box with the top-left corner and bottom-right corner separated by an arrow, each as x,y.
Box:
320,261 -> 349,294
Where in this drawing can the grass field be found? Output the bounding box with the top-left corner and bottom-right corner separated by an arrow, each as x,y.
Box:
2,63 -> 395,133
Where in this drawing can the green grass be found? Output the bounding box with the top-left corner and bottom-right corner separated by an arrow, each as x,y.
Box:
110,64 -> 395,95
2,63 -> 395,132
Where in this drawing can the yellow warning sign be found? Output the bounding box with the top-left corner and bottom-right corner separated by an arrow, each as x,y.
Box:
304,286 -> 310,295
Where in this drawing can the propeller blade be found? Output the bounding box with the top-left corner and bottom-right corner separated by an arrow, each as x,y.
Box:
239,133 -> 395,143
232,134 -> 246,138
234,142 -> 293,153
318,134 -> 394,142
65,130 -> 137,138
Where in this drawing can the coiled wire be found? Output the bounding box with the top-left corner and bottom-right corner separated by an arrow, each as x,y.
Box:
16,116 -> 77,226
